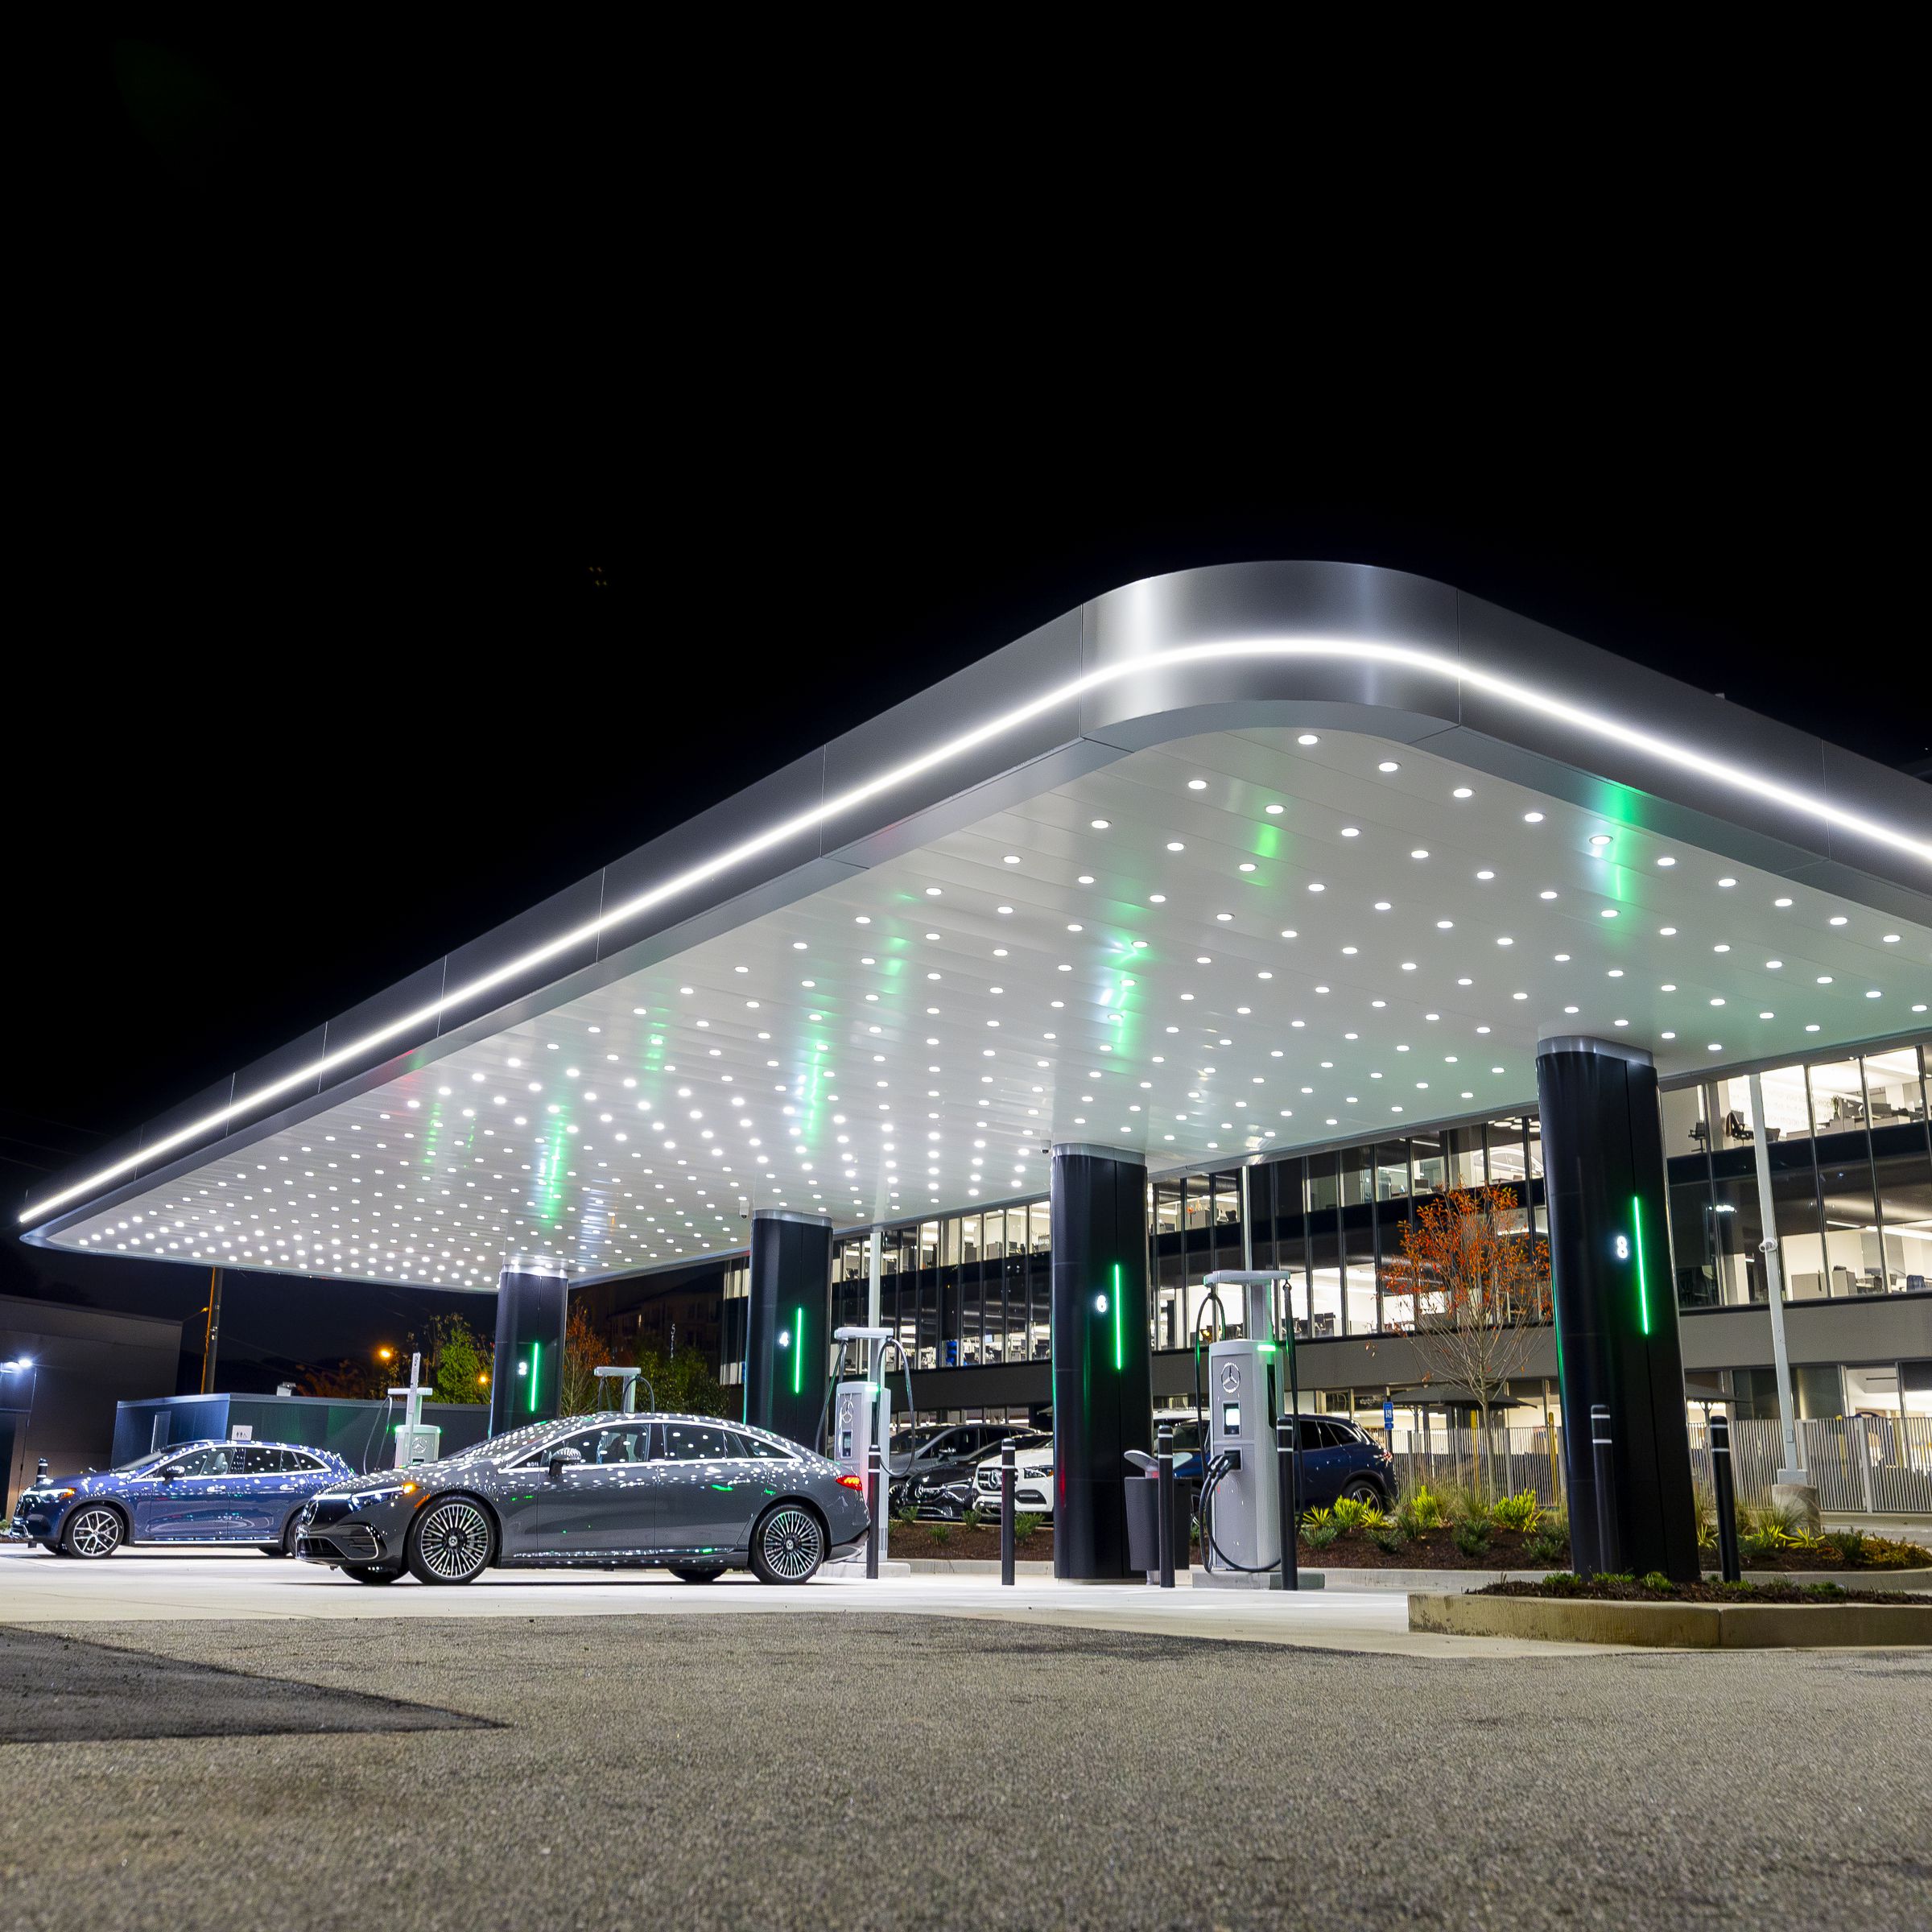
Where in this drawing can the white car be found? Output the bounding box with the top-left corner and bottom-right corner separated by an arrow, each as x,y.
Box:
969,1431 -> 1055,1517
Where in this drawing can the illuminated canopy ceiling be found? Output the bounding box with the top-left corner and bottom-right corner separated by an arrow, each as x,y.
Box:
20,563 -> 1930,1290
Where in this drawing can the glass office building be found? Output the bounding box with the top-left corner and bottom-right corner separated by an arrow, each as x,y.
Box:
776,1034 -> 1932,1426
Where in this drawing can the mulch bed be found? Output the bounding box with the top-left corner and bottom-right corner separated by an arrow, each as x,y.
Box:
1480,1576 -> 1913,1606
889,1522 -> 1056,1562
1730,1537 -> 1930,1572
1299,1525 -> 1562,1569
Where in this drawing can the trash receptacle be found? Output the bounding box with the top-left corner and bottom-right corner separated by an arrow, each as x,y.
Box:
1124,1471 -> 1191,1579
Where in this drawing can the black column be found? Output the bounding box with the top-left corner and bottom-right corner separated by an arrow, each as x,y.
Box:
1536,1036 -> 1699,1581
1050,1143 -> 1152,1582
744,1209 -> 832,1449
490,1263 -> 569,1437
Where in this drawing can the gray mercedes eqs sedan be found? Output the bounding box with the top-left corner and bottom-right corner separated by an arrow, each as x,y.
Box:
295,1412 -> 870,1586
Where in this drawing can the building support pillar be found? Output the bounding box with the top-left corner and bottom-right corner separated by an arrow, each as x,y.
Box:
1050,1143 -> 1152,1582
1536,1035 -> 1699,1580
490,1261 -> 569,1436
744,1208 -> 833,1449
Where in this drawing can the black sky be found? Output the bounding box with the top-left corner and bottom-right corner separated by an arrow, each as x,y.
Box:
17,26 -> 1925,1374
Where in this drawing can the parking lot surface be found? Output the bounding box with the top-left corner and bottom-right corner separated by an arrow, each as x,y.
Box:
2,1603 -> 1927,1932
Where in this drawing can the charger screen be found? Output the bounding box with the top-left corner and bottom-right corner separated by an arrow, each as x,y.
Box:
1221,1402 -> 1241,1435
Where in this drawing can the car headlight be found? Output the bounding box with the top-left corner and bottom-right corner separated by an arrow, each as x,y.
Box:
343,1482 -> 420,1505
1021,1464 -> 1051,1480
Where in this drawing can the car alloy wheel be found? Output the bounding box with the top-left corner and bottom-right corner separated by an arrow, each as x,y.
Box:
64,1505 -> 124,1558
752,1505 -> 824,1584
407,1498 -> 493,1585
1340,1479 -> 1381,1505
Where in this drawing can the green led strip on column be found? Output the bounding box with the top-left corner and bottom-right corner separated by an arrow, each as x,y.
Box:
1112,1262 -> 1123,1371
528,1340 -> 542,1414
1632,1195 -> 1651,1336
791,1306 -> 803,1395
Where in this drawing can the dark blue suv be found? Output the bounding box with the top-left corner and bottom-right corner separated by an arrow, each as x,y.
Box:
8,1439 -> 354,1558
1290,1414 -> 1396,1508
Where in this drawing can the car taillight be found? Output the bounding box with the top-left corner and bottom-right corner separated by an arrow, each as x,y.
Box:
836,1474 -> 865,1490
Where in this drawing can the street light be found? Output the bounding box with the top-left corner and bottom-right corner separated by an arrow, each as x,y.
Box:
376,1346 -> 394,1363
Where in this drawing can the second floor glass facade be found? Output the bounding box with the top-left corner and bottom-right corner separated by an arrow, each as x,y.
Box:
822,1035 -> 1931,1371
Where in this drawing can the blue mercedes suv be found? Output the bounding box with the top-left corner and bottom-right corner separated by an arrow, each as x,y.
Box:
8,1439 -> 355,1558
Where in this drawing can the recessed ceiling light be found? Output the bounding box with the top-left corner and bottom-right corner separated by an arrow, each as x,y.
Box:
1308,883 -> 1325,894
1340,828 -> 1360,839
1718,877 -> 1737,888
1883,933 -> 1901,943
1187,778 -> 1208,791
1090,819 -> 1110,831
1150,894 -> 1166,904
1166,841 -> 1185,852
1378,761 -> 1400,773
1829,915 -> 1847,927
1411,848 -> 1429,860
1540,890 -> 1558,900
1265,803 -> 1284,815
1523,811 -> 1544,824
1297,733 -> 1319,746
1656,856 -> 1676,868
1452,787 -> 1473,799
1588,834 -> 1612,849
1774,897 -> 1793,907
1279,928 -> 1297,939
1476,869 -> 1495,881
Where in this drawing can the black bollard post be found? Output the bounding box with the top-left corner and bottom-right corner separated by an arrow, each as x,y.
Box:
1000,1439 -> 1016,1586
865,1439 -> 882,1580
1711,1412 -> 1742,1583
1277,1415 -> 1299,1591
1155,1425 -> 1175,1589
1590,1403 -> 1619,1576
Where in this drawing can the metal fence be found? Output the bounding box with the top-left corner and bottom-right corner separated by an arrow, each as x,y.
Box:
1686,1414 -> 1932,1517
1392,1414 -> 1932,1517
1393,1426 -> 1567,1506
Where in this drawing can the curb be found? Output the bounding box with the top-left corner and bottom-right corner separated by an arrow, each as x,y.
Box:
1407,1590 -> 1932,1649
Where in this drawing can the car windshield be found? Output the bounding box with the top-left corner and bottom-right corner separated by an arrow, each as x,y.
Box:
113,1447 -> 186,1474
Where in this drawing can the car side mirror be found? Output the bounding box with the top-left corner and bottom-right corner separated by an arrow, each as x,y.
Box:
159,1464 -> 185,1480
547,1447 -> 584,1481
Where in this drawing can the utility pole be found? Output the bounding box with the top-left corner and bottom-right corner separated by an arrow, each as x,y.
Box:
199,1267 -> 223,1394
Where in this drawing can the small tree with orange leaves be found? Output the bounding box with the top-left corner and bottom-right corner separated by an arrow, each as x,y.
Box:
559,1298 -> 613,1416
1380,1184 -> 1551,1496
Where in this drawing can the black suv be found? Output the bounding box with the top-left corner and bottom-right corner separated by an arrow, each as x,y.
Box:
891,1422 -> 1035,1516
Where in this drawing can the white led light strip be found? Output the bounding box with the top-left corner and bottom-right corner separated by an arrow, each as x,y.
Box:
22,634 -> 1929,1228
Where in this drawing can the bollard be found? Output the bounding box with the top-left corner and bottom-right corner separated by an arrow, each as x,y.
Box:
865,1439 -> 882,1580
1276,1415 -> 1299,1591
1000,1440 -> 1016,1586
1590,1403 -> 1619,1576
1711,1411 -> 1743,1583
1155,1425 -> 1175,1589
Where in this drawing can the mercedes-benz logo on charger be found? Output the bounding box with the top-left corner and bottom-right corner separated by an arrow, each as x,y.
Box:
1219,1361 -> 1241,1395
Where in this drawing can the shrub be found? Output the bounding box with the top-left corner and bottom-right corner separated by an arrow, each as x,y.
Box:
1013,1511 -> 1042,1546
1301,1509 -> 1342,1550
1368,1522 -> 1407,1554
962,1505 -> 986,1530
927,1523 -> 952,1546
1641,1571 -> 1676,1594
1332,1496 -> 1388,1533
1542,1571 -> 1583,1596
1452,1518 -> 1492,1558
1396,1482 -> 1447,1534
1822,1529 -> 1866,1567
1442,1480 -> 1493,1528
1489,1491 -> 1544,1533
1804,1580 -> 1847,1600
1524,1527 -> 1569,1566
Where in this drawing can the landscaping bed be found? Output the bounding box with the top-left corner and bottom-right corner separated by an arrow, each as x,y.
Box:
1479,1573 -> 1911,1606
1411,1579 -> 1932,1648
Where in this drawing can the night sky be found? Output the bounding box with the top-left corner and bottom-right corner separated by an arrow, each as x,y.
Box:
19,27 -> 1926,1386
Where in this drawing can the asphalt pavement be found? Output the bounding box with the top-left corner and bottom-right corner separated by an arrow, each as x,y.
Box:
2,1611 -> 1926,1932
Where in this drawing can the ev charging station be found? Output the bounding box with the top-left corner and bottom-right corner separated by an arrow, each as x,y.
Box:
593,1364 -> 643,1413
1193,1269 -> 1315,1591
822,1323 -> 914,1568
390,1352 -> 441,1469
